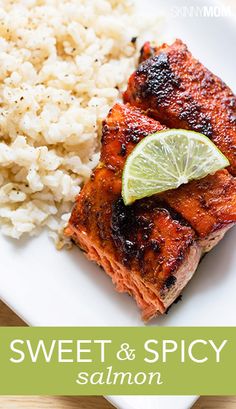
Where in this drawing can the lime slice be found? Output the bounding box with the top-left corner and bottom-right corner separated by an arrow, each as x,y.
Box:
122,129 -> 230,205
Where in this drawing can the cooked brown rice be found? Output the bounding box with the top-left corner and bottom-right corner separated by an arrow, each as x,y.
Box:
0,0 -> 161,246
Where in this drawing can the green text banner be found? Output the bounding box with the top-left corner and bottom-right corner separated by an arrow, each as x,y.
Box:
0,327 -> 235,395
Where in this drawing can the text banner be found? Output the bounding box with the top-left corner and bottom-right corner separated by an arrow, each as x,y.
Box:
0,327 -> 235,395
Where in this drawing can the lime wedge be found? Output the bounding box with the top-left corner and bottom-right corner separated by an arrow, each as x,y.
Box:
122,129 -> 230,205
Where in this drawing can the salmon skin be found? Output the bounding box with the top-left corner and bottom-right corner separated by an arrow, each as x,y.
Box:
124,39 -> 236,175
65,104 -> 236,320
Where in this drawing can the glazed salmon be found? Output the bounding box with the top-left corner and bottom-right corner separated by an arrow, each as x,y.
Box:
65,104 -> 236,320
124,39 -> 236,175
102,104 -> 236,248
101,102 -> 167,173
66,166 -> 201,320
162,170 -> 236,238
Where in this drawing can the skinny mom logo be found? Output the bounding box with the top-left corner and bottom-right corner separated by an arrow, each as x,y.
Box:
171,5 -> 232,18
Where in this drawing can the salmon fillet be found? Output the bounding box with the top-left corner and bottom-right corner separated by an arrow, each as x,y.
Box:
101,102 -> 167,173
124,39 -> 236,175
162,170 -> 236,238
65,104 -> 236,320
66,166 -> 201,321
102,104 -> 236,244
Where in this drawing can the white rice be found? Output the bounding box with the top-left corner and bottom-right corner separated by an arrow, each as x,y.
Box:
0,0 -> 161,247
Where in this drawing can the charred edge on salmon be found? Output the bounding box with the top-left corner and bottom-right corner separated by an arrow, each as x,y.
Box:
136,53 -> 181,106
164,275 -> 177,289
111,197 -> 155,268
111,196 -> 195,271
136,53 -> 213,137
178,100 -> 213,137
139,42 -> 156,64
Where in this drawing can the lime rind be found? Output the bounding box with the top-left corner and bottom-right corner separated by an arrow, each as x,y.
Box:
122,129 -> 230,205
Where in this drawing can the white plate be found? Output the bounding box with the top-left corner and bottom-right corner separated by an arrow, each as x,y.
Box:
0,0 -> 235,408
